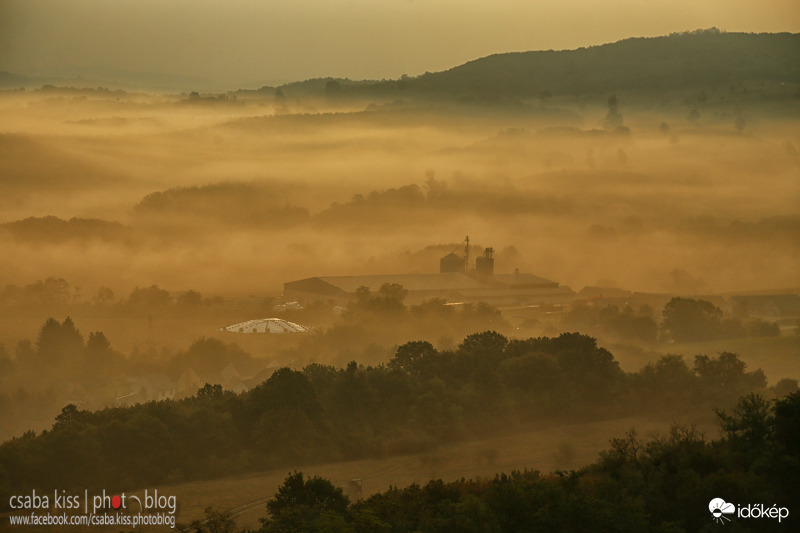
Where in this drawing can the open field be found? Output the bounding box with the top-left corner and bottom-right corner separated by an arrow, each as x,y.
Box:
1,415 -> 718,532
110,416 -> 722,530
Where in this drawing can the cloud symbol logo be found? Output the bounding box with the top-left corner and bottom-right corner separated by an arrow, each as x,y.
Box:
709,498 -> 735,523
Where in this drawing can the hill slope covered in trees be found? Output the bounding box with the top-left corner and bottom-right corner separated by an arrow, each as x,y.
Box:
278,30 -> 799,100
407,30 -> 800,97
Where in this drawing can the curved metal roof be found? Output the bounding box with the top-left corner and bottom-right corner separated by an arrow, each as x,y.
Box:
220,318 -> 309,334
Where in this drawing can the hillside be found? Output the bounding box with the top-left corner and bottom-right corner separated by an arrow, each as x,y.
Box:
6,31 -> 798,98
300,30 -> 799,101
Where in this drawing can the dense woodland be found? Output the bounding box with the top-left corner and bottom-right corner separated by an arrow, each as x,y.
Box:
0,279 -> 789,445
0,319 -> 789,514
178,391 -> 800,532
246,30 -> 800,102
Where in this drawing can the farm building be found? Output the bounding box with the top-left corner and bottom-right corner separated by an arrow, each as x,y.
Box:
284,238 -> 573,307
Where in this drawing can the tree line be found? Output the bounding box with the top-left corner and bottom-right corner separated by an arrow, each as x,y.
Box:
1,329 -> 788,512
184,391 -> 797,532
563,296 -> 781,345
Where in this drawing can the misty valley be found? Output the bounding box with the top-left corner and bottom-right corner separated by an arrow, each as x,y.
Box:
0,30 -> 799,532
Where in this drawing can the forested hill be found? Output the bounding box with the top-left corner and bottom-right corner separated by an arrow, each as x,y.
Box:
269,30 -> 800,100
403,30 -> 799,98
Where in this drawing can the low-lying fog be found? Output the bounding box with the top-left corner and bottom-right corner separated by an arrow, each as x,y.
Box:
1,87 -> 797,299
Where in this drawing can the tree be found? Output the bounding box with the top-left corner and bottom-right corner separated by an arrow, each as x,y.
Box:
36,317 -> 84,364
85,331 -> 112,358
458,331 -> 508,358
661,297 -> 723,342
127,285 -> 171,309
354,286 -> 371,306
14,339 -> 34,361
26,277 -> 72,307
389,341 -> 437,375
694,352 -> 766,404
632,354 -> 696,410
378,283 -> 407,303
178,290 -> 203,308
769,391 -> 800,503
53,404 -> 82,429
715,393 -> 774,449
498,351 -> 560,391
325,80 -> 342,98
604,93 -> 623,130
170,337 -> 249,379
363,283 -> 408,315
35,317 -> 62,357
261,472 -> 351,532
771,391 -> 800,452
746,319 -> 780,337
94,286 -> 114,304
268,471 -> 350,516
196,383 -> 224,401
248,368 -> 324,423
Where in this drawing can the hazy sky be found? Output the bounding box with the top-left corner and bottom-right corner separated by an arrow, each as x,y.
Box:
2,0 -> 799,88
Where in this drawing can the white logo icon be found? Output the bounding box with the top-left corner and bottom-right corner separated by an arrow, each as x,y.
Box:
709,498 -> 736,524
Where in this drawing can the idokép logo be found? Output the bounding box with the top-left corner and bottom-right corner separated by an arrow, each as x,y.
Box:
709,497 -> 790,525
709,498 -> 735,524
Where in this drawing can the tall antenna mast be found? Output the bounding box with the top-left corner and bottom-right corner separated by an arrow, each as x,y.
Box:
464,235 -> 470,273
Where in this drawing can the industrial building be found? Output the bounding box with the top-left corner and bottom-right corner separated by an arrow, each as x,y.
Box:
284,237 -> 574,307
